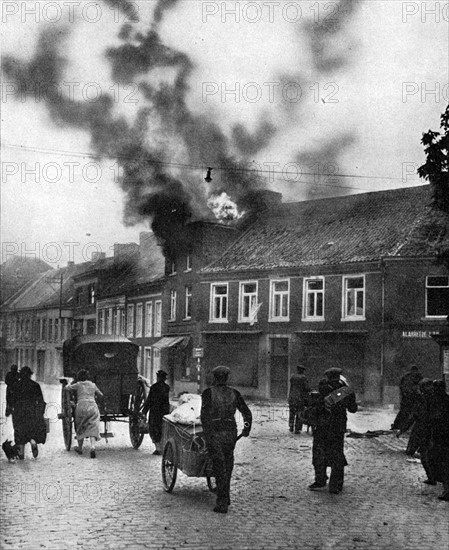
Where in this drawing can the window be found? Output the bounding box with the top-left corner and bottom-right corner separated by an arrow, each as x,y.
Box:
41,319 -> 46,341
98,310 -> 105,335
48,319 -> 53,341
239,281 -> 258,322
185,253 -> 192,272
105,308 -> 112,334
426,276 -> 449,317
343,276 -> 365,319
113,308 -> 120,335
210,283 -> 228,322
54,319 -> 59,341
303,278 -> 324,320
127,304 -> 135,337
270,279 -> 290,321
120,309 -> 125,336
154,301 -> 162,336
136,303 -> 143,337
145,302 -> 153,337
153,348 -> 161,378
185,286 -> 192,319
75,288 -> 82,306
88,284 -> 96,304
169,290 -> 177,321
170,258 -> 177,275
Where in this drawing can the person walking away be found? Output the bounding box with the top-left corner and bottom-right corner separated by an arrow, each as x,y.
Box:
142,370 -> 170,455
397,378 -> 434,459
309,367 -> 358,494
67,370 -> 103,458
10,366 -> 46,459
427,380 -> 449,501
201,366 -> 252,514
391,365 -> 423,431
5,364 -> 19,417
288,365 -> 310,433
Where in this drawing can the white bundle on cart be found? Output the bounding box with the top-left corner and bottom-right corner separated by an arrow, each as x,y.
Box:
164,393 -> 202,425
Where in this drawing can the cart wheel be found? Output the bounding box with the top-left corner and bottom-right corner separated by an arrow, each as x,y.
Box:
207,477 -> 217,493
162,441 -> 177,492
129,380 -> 145,449
61,388 -> 73,451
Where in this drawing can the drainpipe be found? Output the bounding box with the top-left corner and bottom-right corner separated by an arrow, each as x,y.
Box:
380,258 -> 386,404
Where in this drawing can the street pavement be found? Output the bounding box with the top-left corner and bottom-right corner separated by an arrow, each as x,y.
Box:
0,383 -> 448,550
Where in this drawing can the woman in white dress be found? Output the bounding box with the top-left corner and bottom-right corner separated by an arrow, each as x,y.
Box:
68,370 -> 103,458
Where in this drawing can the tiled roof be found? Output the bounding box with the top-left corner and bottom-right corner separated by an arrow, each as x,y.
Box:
2,262 -> 94,310
202,185 -> 449,273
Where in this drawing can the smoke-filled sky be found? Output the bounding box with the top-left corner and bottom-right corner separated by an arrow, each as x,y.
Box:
1,0 -> 448,264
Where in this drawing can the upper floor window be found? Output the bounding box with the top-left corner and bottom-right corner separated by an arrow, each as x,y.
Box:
426,276 -> 449,317
105,308 -> 112,334
48,319 -> 54,341
136,303 -> 143,337
154,300 -> 162,336
185,253 -> 192,272
303,277 -> 324,320
185,286 -> 192,319
88,283 -> 96,305
170,258 -> 177,275
75,287 -> 82,306
120,309 -> 126,336
169,290 -> 177,321
145,302 -> 153,337
270,279 -> 289,321
127,304 -> 135,337
239,281 -> 258,323
98,310 -> 105,335
343,275 -> 365,319
41,319 -> 47,341
113,308 -> 120,335
210,283 -> 228,322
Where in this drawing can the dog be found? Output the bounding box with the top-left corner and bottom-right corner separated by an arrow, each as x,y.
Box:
2,440 -> 20,462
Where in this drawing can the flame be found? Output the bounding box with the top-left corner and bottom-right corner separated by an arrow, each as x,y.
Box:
207,192 -> 245,222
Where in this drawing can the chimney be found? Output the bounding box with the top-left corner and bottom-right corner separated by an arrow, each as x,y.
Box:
91,252 -> 106,262
113,242 -> 139,263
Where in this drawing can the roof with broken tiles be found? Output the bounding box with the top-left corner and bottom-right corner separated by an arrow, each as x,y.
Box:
202,185 -> 449,273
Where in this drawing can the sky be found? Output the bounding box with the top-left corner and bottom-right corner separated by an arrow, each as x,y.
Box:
1,0 -> 448,266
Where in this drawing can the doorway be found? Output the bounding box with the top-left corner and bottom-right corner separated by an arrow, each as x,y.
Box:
269,337 -> 289,398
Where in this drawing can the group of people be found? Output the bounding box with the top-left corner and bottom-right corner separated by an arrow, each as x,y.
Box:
392,365 -> 449,502
3,360 -> 447,510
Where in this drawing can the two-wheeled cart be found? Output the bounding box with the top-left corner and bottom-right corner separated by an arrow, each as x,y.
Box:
59,335 -> 149,450
161,417 -> 217,493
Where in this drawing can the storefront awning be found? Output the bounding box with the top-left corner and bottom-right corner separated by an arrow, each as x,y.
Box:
153,336 -> 189,350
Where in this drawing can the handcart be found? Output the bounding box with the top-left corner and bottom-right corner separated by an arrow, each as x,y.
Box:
161,417 -> 217,493
59,335 -> 149,450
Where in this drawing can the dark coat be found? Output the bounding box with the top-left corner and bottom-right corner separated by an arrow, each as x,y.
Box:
146,380 -> 170,443
427,389 -> 449,483
312,379 -> 357,468
288,374 -> 310,406
11,378 -> 47,445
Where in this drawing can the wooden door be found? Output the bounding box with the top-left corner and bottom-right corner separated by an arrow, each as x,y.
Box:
270,338 -> 289,399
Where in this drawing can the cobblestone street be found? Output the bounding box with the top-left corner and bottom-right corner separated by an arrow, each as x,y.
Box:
1,384 -> 448,550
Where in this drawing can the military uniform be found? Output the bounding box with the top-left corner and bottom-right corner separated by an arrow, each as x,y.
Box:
309,368 -> 357,494
200,366 -> 252,513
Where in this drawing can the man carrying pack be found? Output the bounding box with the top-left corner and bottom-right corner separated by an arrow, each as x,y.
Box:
308,367 -> 358,494
201,366 -> 252,514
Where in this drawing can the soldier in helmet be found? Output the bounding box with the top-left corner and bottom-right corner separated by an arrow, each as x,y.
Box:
308,367 -> 358,494
201,366 -> 252,514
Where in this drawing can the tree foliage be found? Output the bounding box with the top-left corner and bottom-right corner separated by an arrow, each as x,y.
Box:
418,104 -> 449,212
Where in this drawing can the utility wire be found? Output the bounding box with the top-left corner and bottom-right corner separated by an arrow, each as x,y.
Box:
3,142 -> 417,185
